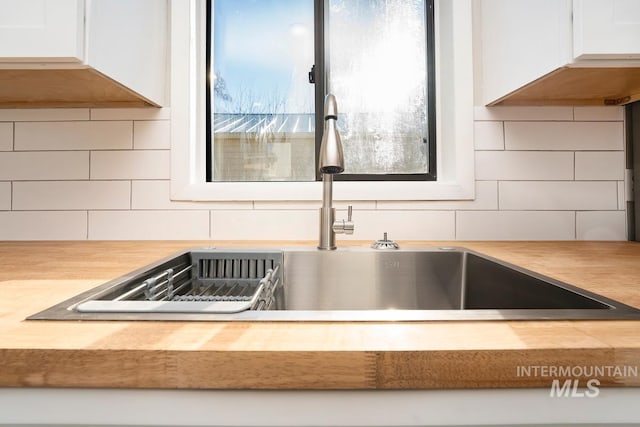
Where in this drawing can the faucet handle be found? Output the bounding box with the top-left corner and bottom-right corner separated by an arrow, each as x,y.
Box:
333,205 -> 355,235
343,205 -> 355,235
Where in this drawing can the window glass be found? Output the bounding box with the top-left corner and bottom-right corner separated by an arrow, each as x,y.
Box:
328,0 -> 429,175
208,0 -> 433,182
211,0 -> 315,182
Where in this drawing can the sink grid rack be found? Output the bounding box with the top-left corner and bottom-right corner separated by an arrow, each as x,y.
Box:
136,250 -> 283,311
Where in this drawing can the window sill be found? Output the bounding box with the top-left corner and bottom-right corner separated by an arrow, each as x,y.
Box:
170,0 -> 474,202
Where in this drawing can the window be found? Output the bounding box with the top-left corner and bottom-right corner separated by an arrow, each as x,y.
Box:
207,0 -> 316,182
170,0 -> 474,201
206,0 -> 436,183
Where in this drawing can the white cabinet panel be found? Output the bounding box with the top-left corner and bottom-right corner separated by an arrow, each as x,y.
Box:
480,0 -> 572,105
0,0 -> 83,62
0,0 -> 166,107
86,0 -> 167,106
480,0 -> 640,105
574,0 -> 640,59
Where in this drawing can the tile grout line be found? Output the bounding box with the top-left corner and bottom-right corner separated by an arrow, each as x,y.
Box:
88,151 -> 92,181
453,210 -> 457,240
209,210 -> 213,239
131,120 -> 135,150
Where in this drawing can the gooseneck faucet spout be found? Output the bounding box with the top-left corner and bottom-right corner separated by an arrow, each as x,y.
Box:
318,94 -> 354,250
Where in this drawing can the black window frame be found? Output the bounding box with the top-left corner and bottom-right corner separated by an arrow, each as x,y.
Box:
206,0 -> 437,183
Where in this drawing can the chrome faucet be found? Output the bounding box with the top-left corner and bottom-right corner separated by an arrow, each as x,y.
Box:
318,94 -> 354,250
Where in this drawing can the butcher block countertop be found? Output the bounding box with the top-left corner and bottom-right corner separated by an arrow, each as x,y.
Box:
1,240 -> 640,390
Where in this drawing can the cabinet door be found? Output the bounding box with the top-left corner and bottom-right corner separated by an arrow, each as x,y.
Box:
480,0 -> 572,105
0,0 -> 84,62
86,0 -> 166,105
574,0 -> 640,59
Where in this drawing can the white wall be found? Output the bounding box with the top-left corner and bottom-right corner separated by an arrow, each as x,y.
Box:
3,387 -> 640,426
0,104 -> 626,241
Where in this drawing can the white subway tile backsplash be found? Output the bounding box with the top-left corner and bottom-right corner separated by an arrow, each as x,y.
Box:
377,181 -> 498,211
253,200 -> 377,210
576,211 -> 626,240
132,180 -> 252,210
341,210 -> 456,241
90,108 -> 171,121
0,109 -> 89,122
212,210 -> 317,240
89,210 -> 210,240
15,121 -> 132,151
334,201 -> 377,210
252,201 -> 317,210
0,123 -> 12,151
573,106 -> 624,122
499,181 -> 618,210
474,106 -> 573,121
505,122 -> 624,151
0,103 -> 630,242
456,211 -> 575,240
212,209 -> 455,241
475,151 -> 573,181
474,121 -> 504,150
0,211 -> 87,240
90,150 -> 170,180
13,181 -> 130,210
618,181 -> 626,211
133,121 -> 171,149
213,209 -> 457,240
575,151 -> 624,181
0,152 -> 89,180
0,182 -> 10,210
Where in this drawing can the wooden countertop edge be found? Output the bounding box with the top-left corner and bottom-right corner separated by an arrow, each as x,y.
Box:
2,347 -> 639,389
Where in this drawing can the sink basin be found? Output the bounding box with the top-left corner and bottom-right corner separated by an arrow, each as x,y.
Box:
29,246 -> 640,321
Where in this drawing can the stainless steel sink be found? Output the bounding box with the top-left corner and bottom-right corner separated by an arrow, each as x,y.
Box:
29,246 -> 640,321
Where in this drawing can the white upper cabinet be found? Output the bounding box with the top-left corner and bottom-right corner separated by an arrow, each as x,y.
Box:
0,0 -> 167,107
480,0 -> 640,106
574,0 -> 640,59
84,0 -> 167,107
0,0 -> 84,61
